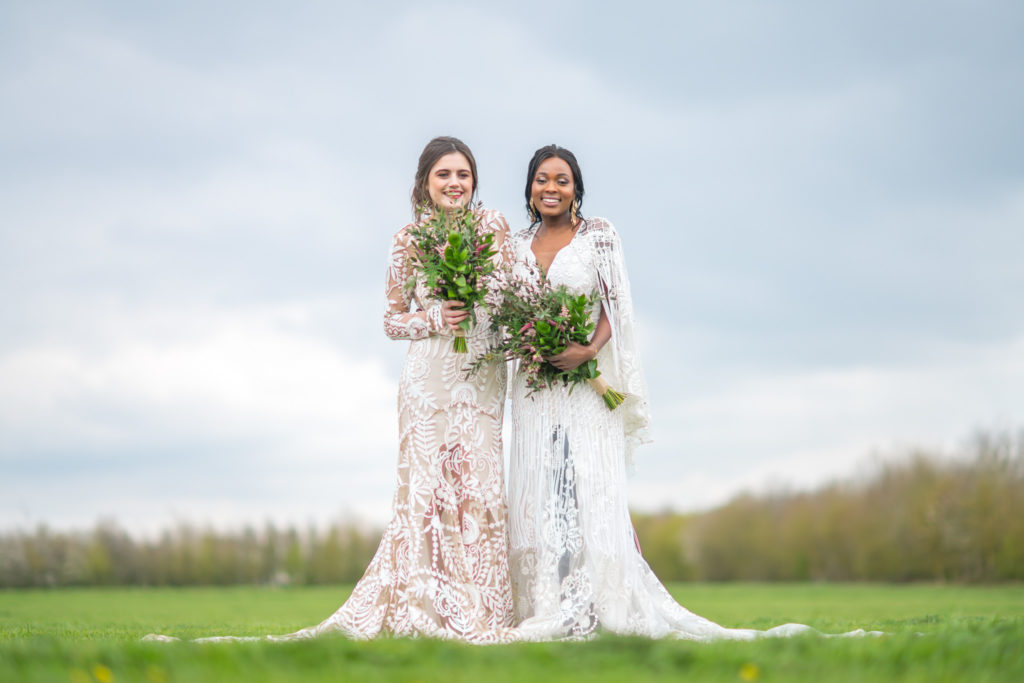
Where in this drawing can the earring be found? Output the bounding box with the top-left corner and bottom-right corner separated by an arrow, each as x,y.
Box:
570,199 -> 579,225
529,198 -> 539,221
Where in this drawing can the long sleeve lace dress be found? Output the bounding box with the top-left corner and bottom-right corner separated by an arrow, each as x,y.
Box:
292,207 -> 516,643
145,209 -> 516,645
507,218 -> 877,642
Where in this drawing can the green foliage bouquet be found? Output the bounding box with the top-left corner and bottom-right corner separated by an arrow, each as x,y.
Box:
406,204 -> 499,352
482,268 -> 626,409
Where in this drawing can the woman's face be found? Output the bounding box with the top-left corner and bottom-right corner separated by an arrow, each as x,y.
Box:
427,152 -> 474,210
531,156 -> 575,220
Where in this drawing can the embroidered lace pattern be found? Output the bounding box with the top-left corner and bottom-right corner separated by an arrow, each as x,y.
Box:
286,208 -> 517,643
506,218 -> 877,642
142,214 -> 878,645
147,209 -> 517,645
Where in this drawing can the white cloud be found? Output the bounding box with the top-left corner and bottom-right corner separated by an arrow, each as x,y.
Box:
1,302 -> 394,450
2,1 -> 1022,533
630,332 -> 1024,512
0,301 -> 399,530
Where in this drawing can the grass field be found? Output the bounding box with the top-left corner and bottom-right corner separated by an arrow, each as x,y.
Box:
1,583 -> 1022,682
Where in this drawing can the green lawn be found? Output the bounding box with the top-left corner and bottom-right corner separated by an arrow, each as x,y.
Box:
1,583 -> 1022,682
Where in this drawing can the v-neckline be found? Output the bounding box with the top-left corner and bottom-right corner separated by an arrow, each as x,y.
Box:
529,223 -> 580,279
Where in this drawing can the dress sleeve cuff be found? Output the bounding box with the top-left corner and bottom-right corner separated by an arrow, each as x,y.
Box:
426,303 -> 446,335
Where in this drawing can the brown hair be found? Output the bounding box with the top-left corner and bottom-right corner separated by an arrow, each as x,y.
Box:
411,136 -> 479,212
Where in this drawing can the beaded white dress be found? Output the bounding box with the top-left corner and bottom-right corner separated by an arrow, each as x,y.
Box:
507,218 -> 874,642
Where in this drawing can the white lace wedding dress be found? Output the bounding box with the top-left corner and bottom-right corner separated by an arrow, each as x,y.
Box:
147,208 -> 517,645
291,208 -> 515,643
507,218 -> 877,642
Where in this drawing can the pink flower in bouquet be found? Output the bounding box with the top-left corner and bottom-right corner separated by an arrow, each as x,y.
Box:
406,203 -> 499,353
471,265 -> 626,409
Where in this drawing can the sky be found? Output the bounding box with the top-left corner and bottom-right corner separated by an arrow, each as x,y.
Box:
2,1 -> 1022,534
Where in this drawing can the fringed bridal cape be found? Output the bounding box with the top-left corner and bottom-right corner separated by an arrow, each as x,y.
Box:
506,217 -> 878,642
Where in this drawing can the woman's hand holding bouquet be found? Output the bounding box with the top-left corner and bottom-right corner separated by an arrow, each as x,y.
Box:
480,267 -> 625,409
406,204 -> 498,352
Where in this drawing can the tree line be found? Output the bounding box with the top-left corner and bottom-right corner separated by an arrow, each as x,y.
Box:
3,430 -> 1021,587
0,520 -> 381,588
635,429 -> 1024,582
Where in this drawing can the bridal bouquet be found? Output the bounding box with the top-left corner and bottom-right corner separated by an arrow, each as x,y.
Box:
481,268 -> 626,409
406,204 -> 499,353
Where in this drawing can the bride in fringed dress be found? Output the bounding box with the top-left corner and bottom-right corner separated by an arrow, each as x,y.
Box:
506,144 -> 880,642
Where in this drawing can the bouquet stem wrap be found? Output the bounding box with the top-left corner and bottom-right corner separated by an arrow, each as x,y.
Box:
587,376 -> 626,410
453,328 -> 468,354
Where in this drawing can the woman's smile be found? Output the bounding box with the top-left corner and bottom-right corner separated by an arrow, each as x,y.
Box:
531,156 -> 576,219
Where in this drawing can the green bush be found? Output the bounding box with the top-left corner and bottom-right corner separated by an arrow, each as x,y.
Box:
3,429 -> 1021,586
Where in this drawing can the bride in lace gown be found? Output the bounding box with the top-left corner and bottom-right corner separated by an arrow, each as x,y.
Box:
147,137 -> 517,646
507,145 -> 875,642
289,137 -> 517,643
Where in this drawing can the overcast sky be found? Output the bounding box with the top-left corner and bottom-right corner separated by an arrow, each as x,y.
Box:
2,1 -> 1022,534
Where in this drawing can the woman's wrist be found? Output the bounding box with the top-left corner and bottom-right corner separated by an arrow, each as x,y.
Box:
426,303 -> 446,335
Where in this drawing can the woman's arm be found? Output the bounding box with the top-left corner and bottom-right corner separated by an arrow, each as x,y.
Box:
382,228 -> 446,340
382,227 -> 469,339
546,302 -> 611,372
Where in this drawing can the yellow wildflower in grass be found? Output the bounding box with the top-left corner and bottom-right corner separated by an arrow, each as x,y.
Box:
739,662 -> 760,681
91,663 -> 114,683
